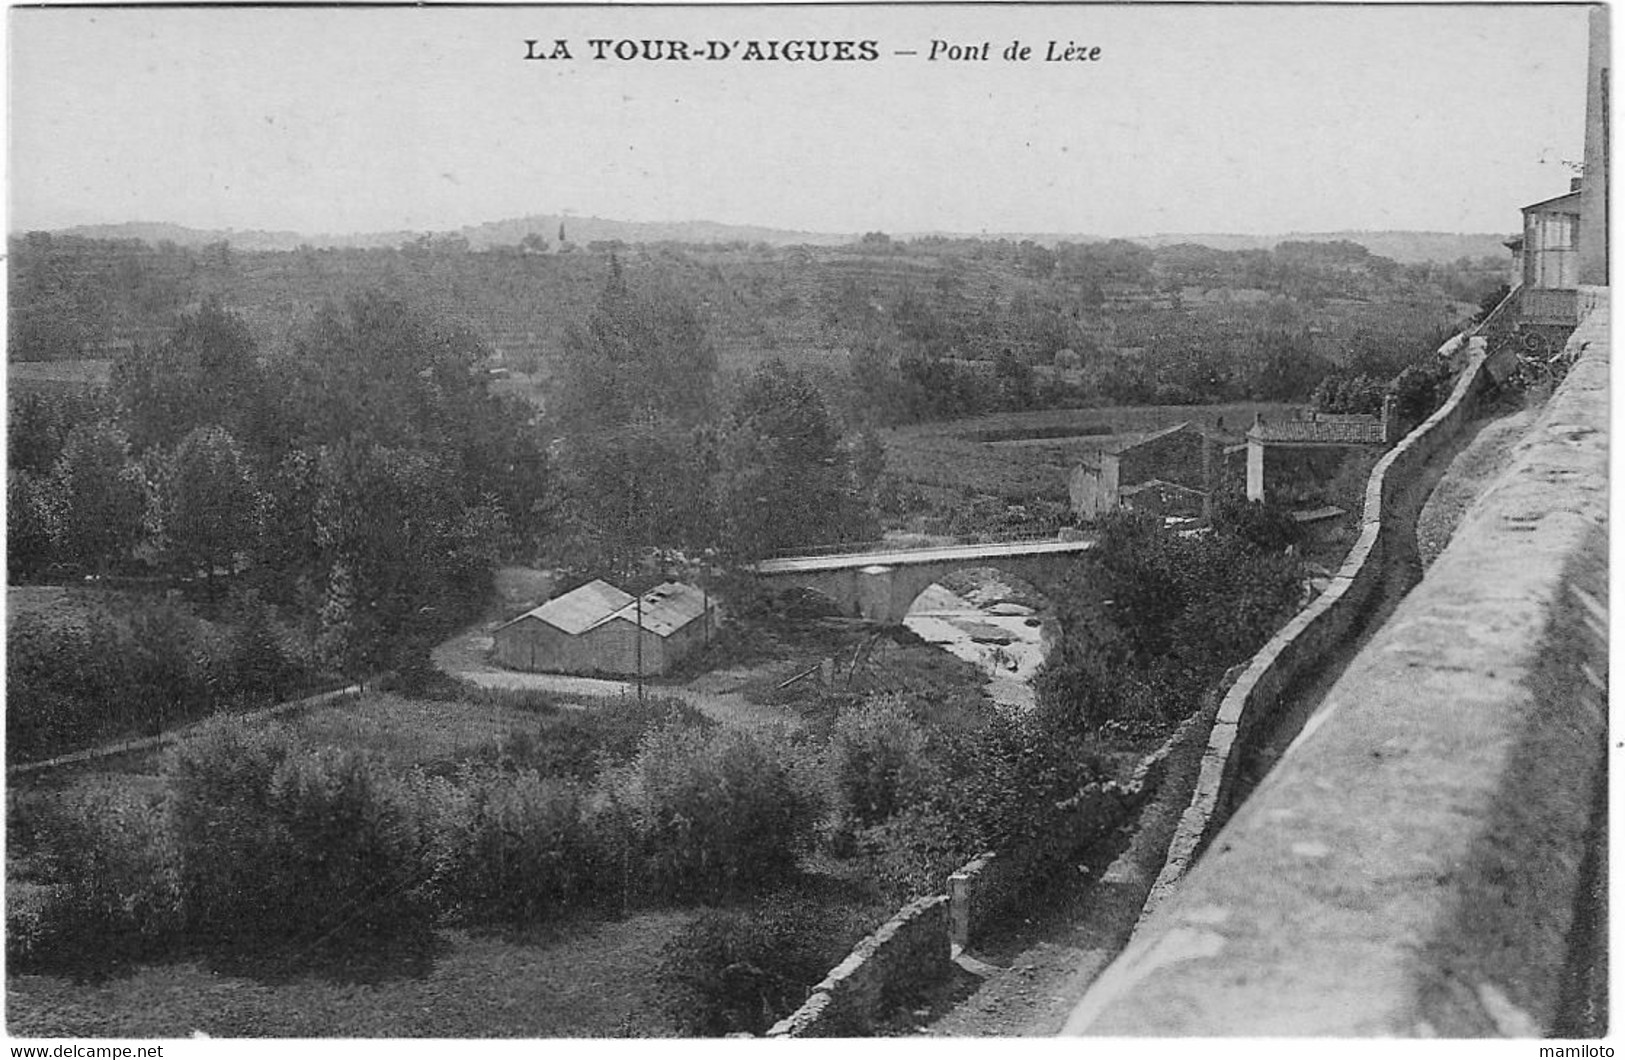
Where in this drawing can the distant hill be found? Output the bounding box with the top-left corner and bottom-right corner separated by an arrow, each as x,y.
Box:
1131,231 -> 1515,264
42,218 -> 1513,264
51,216 -> 855,252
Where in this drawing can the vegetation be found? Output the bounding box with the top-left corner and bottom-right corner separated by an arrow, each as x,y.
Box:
656,895 -> 877,1036
1036,503 -> 1305,740
8,224 -> 1485,1032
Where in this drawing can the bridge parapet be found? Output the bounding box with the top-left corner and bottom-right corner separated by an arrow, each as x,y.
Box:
751,538 -> 1095,623
1064,297 -> 1609,1036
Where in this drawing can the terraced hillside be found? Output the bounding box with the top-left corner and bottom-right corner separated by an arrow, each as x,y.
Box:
9,233 -> 1489,418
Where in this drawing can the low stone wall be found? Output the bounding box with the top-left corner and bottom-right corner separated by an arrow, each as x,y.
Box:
765,895 -> 952,1038
773,703 -> 1214,1037
7,682 -> 363,778
1145,331 -> 1497,888
1065,300 -> 1609,1036
945,704 -> 1212,953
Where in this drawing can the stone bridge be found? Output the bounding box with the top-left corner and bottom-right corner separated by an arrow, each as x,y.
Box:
750,538 -> 1096,624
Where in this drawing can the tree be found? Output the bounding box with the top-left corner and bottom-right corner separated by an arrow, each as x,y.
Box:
718,361 -> 872,561
1035,508 -> 1305,738
552,260 -> 718,432
8,470 -> 60,581
993,348 -> 1036,410
53,421 -> 148,574
555,415 -> 717,571
158,426 -> 263,594
112,298 -> 263,453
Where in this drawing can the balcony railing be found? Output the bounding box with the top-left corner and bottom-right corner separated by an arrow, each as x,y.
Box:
1519,287 -> 1580,326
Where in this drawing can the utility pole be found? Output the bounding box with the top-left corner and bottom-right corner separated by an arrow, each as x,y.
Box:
635,589 -> 644,703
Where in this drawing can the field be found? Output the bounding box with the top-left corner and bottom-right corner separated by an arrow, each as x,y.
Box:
879,401 -> 1299,511
5,671 -> 898,1038
8,915 -> 696,1037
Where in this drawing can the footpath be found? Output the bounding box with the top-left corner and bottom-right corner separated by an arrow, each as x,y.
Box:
920,399 -> 1534,1036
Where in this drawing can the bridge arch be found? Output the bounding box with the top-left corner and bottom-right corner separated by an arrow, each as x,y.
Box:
754,546 -> 1094,625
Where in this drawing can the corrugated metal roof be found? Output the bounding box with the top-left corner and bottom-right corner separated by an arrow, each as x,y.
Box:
500,579 -> 635,635
595,582 -> 711,638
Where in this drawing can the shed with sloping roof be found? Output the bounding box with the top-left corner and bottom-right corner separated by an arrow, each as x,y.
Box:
1069,422 -> 1214,520
490,579 -> 720,677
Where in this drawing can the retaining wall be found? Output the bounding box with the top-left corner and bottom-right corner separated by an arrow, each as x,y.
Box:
1142,332 -> 1498,900
769,708 -> 1213,1037
1065,299 -> 1609,1036
765,895 -> 952,1037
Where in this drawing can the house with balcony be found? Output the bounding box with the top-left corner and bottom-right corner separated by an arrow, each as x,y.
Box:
1516,182 -> 1584,325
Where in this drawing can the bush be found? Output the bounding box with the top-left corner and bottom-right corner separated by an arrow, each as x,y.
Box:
165,718 -> 431,956
7,786 -> 182,977
858,714 -> 1100,901
7,612 -> 137,761
828,694 -> 935,832
1390,362 -> 1451,424
611,724 -> 819,903
6,595 -> 314,764
461,692 -> 712,781
416,767 -> 615,925
656,895 -> 875,1036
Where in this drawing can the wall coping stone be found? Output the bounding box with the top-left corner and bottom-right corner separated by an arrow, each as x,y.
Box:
1065,297 -> 1609,1037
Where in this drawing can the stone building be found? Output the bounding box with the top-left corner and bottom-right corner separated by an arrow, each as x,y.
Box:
1070,422 -> 1215,520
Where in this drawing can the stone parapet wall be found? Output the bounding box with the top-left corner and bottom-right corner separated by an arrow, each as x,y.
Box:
1065,298 -> 1609,1036
771,701 -> 1215,1037
1577,284 -> 1608,317
1143,331 -> 1498,889
765,896 -> 952,1038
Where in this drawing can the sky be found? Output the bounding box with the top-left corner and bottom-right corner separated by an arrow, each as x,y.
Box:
7,3 -> 1594,239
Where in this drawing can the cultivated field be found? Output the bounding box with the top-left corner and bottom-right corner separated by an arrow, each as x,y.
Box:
880,401 -> 1299,508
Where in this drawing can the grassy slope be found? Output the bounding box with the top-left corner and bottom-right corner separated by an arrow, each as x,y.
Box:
3,684 -> 883,1038
7,915 -> 695,1038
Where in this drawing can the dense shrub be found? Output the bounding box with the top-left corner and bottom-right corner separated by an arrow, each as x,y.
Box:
1390,361 -> 1452,424
165,718 -> 431,955
463,692 -> 712,781
1312,372 -> 1386,415
6,786 -> 182,977
828,694 -> 935,832
858,713 -> 1102,900
611,724 -> 820,903
656,894 -> 876,1036
415,767 -> 615,925
6,598 -> 314,764
1036,510 -> 1304,740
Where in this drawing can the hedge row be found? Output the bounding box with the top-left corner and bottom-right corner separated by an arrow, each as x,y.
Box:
10,711 -> 819,977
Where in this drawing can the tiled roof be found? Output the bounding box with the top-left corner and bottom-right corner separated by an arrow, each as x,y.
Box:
1119,478 -> 1207,498
1249,420 -> 1385,445
1105,421 -> 1193,455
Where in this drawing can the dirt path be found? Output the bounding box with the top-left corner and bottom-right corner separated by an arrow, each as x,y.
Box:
921,400 -> 1533,1037
430,625 -> 803,731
